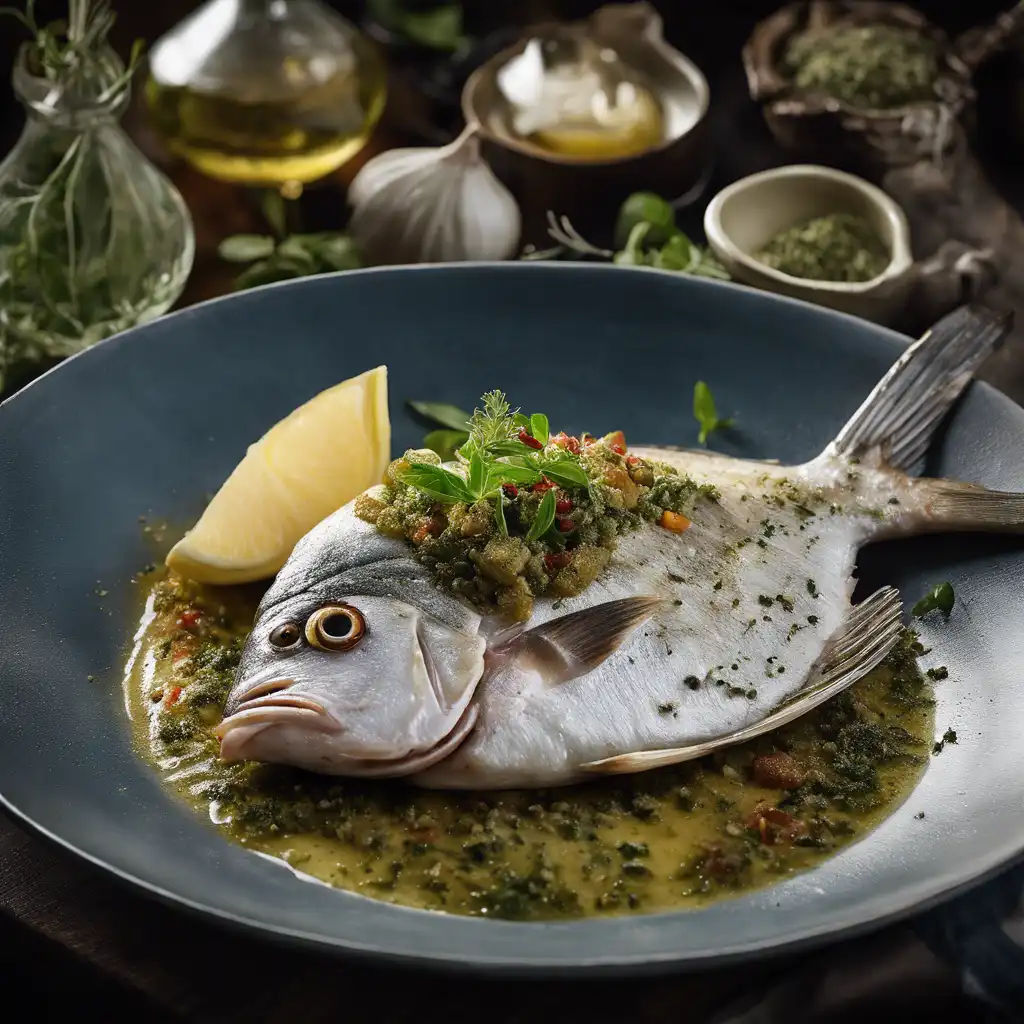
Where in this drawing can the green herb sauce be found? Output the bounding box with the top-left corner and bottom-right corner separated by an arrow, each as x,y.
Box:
126,573 -> 936,921
356,431 -> 718,622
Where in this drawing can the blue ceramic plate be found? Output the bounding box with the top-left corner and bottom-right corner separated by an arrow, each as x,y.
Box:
1,263 -> 1023,974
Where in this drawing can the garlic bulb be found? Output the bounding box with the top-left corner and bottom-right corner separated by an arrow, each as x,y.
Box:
348,128 -> 521,265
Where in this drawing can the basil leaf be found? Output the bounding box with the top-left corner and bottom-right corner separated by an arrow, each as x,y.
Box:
539,460 -> 589,490
486,462 -> 542,488
468,450 -> 487,498
316,235 -> 362,271
219,235 -> 276,263
396,462 -> 474,504
615,191 -> 677,250
494,491 -> 508,537
407,401 -> 473,432
261,190 -> 288,239
693,381 -> 734,446
234,259 -> 303,291
653,233 -> 698,273
487,440 -> 536,458
530,413 -> 549,446
512,412 -> 531,430
399,4 -> 467,51
911,582 -> 955,619
527,489 -> 557,542
423,429 -> 468,462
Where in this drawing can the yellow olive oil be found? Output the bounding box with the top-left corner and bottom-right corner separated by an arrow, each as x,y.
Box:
144,61 -> 387,187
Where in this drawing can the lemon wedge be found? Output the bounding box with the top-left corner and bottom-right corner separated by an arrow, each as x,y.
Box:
166,365 -> 390,585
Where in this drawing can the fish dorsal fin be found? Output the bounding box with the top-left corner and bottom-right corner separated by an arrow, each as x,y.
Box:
824,304 -> 1012,475
494,595 -> 664,687
578,587 -> 904,776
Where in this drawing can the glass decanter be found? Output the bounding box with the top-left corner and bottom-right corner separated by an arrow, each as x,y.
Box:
0,24 -> 195,393
144,0 -> 388,194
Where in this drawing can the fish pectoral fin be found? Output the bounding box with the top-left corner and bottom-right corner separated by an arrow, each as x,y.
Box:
579,587 -> 904,776
823,304 -> 1012,476
500,595 -> 664,687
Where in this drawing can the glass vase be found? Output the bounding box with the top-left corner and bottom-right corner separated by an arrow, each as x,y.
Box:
0,42 -> 195,393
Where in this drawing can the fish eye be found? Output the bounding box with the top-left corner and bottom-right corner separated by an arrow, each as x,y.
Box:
305,604 -> 365,652
269,622 -> 302,649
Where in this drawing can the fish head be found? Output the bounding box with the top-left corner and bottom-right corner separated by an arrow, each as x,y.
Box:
216,506 -> 486,776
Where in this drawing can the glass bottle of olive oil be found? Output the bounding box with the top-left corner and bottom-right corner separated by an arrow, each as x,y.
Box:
144,0 -> 387,192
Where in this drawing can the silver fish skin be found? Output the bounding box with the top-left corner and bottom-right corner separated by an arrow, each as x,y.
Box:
218,304 -> 1024,788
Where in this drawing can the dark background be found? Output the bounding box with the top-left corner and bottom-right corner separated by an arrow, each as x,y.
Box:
1,1 -> 1021,165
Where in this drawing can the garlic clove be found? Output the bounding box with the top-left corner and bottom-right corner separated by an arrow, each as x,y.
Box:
348,128 -> 521,265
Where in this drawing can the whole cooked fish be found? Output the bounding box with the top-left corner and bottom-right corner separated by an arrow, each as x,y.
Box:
215,305 -> 1024,789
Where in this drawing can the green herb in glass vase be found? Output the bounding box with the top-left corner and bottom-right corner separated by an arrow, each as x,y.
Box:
0,0 -> 195,395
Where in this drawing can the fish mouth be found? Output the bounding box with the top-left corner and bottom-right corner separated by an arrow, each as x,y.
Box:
214,691 -> 339,742
325,701 -> 480,779
215,698 -> 480,778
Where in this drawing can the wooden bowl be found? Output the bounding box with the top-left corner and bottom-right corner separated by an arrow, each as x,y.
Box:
742,1 -> 1024,180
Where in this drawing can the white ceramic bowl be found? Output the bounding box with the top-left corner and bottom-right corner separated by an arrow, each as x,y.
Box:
704,164 -> 915,325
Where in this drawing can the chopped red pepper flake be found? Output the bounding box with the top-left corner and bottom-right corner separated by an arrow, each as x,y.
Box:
531,478 -> 556,493
164,685 -> 183,707
502,483 -> 518,498
626,455 -> 641,466
555,497 -> 573,514
544,552 -> 572,573
550,432 -> 581,455
177,608 -> 202,631
171,643 -> 192,665
557,518 -> 575,533
518,428 -> 543,450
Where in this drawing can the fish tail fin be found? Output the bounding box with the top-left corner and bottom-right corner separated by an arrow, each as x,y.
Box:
824,304 -> 1013,475
911,478 -> 1024,534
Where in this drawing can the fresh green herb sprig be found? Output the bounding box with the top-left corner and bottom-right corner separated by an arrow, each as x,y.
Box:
912,582 -> 955,619
0,0 -> 148,394
398,390 -> 589,538
525,195 -> 730,282
1,0 -> 143,96
218,232 -> 362,291
693,381 -> 734,446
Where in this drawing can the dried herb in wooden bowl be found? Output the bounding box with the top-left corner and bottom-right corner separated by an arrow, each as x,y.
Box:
783,24 -> 940,110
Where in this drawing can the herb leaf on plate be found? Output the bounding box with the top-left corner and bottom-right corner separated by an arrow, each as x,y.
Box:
422,429 -> 469,461
395,460 -> 475,504
911,582 -> 955,619
693,381 -> 734,446
407,401 -> 473,432
527,488 -> 557,542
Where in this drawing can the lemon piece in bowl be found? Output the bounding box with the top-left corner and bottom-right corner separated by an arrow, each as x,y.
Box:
166,365 -> 390,585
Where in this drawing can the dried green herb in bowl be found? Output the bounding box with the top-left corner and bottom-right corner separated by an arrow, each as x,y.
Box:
783,24 -> 940,110
754,213 -> 890,284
